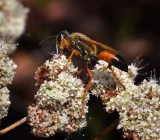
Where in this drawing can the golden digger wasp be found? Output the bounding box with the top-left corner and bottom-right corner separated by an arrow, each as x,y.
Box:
52,30 -> 128,117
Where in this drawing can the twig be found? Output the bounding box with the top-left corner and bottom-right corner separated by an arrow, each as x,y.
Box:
94,118 -> 119,140
0,116 -> 27,136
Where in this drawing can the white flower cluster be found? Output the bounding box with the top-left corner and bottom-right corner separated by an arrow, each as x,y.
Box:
0,0 -> 29,40
0,44 -> 17,119
28,55 -> 89,137
90,60 -> 160,140
90,60 -> 132,100
0,87 -> 10,119
116,79 -> 160,140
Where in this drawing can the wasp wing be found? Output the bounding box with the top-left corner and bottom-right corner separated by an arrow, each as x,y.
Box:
80,37 -> 118,54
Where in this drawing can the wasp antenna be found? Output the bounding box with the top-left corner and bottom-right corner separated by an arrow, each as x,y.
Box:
39,35 -> 55,46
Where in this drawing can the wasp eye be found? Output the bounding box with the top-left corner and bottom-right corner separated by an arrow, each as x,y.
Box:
57,31 -> 69,44
57,33 -> 62,44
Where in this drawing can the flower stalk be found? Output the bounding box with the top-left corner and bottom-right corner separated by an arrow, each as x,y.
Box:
0,117 -> 27,136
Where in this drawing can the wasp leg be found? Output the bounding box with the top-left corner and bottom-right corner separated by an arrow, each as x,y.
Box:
56,49 -> 77,76
51,49 -> 63,60
108,64 -> 125,89
80,67 -> 92,118
74,63 -> 87,77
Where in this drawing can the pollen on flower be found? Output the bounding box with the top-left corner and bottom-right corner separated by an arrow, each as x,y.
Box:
0,44 -> 17,86
90,60 -> 133,99
28,55 -> 89,137
0,87 -> 10,119
128,63 -> 139,78
0,42 -> 16,119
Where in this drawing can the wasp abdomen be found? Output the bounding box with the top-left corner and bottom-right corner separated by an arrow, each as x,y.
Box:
111,54 -> 128,72
97,50 -> 128,72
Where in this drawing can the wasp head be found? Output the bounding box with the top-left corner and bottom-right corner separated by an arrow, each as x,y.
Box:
56,31 -> 70,47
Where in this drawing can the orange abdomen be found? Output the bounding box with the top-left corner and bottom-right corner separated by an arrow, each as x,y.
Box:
97,50 -> 116,64
97,50 -> 128,72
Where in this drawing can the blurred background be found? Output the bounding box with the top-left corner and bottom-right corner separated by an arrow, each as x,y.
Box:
1,0 -> 160,140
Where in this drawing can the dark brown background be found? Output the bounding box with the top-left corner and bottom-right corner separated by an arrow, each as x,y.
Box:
1,0 -> 160,140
